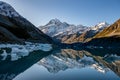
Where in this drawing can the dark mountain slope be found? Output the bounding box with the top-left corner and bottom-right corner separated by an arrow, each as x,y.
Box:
0,1 -> 53,44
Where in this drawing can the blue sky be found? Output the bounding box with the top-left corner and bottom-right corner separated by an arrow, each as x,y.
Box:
2,0 -> 120,27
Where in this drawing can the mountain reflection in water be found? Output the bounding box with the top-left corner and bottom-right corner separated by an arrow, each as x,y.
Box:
0,48 -> 120,80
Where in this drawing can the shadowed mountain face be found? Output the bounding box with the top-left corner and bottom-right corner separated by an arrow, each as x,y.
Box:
87,19 -> 120,47
0,1 -> 53,44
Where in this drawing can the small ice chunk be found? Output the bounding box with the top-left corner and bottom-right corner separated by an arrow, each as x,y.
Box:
1,50 -> 7,60
11,53 -> 19,61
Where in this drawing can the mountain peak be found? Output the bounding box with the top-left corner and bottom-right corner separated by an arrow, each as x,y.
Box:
50,18 -> 61,22
0,1 -> 20,17
96,22 -> 109,27
46,18 -> 62,26
91,22 -> 109,31
94,19 -> 120,38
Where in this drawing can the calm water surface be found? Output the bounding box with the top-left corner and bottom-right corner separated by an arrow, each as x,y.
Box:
0,48 -> 120,80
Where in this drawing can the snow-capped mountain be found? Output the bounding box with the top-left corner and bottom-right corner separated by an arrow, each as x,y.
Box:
39,19 -> 109,43
61,22 -> 109,43
39,19 -> 89,38
86,19 -> 120,47
90,22 -> 109,32
94,19 -> 120,38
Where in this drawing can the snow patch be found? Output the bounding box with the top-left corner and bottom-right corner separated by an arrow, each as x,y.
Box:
0,1 -> 20,17
91,22 -> 109,31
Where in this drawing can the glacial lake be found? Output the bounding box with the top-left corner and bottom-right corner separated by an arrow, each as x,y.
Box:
0,48 -> 120,80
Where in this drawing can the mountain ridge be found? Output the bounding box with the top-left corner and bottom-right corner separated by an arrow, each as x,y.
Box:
39,19 -> 109,43
94,19 -> 120,38
86,19 -> 120,47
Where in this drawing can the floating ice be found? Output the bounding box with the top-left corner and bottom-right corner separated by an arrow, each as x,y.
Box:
1,50 -> 7,60
0,42 -> 52,61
